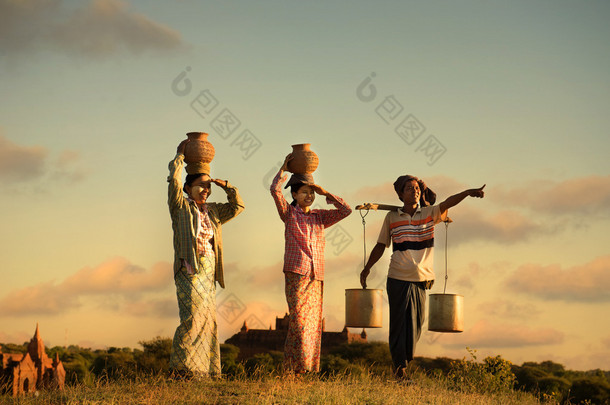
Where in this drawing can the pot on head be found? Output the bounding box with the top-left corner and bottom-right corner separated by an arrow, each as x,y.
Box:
345,288 -> 383,328
184,132 -> 215,174
287,143 -> 319,174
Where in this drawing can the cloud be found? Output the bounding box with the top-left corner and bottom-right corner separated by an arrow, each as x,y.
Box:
449,207 -> 546,245
0,134 -> 48,181
505,255 -> 610,302
452,261 -> 512,297
0,134 -> 88,184
61,258 -> 170,294
123,297 -> 176,318
0,257 -> 173,316
230,260 -> 284,291
476,299 -> 541,320
0,0 -> 183,58
217,299 -> 284,341
350,182 -> 396,206
489,175 -> 610,216
439,320 -> 564,348
603,335 -> 610,349
51,150 -> 88,183
0,281 -> 80,315
0,0 -> 60,54
0,329 -> 36,345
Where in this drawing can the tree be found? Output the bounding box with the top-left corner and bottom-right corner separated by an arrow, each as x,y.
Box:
135,336 -> 172,374
91,348 -> 137,379
569,377 -> 610,405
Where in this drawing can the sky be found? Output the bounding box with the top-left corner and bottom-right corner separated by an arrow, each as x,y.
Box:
1,0 -> 609,371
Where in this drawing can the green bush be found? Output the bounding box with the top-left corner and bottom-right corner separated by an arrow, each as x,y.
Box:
244,351 -> 283,377
320,354 -> 366,378
569,377 -> 610,405
135,336 -> 172,374
327,342 -> 392,376
91,348 -> 137,379
220,344 -> 245,377
447,348 -> 516,395
537,375 -> 570,403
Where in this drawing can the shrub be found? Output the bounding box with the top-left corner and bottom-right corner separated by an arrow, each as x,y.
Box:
91,349 -> 137,379
320,354 -> 366,378
220,344 -> 244,377
569,377 -> 610,405
327,342 -> 392,376
447,348 -> 516,395
135,336 -> 172,374
244,351 -> 283,377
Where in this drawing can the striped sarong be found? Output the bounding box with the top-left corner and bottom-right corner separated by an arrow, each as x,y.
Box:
169,256 -> 221,377
284,272 -> 323,373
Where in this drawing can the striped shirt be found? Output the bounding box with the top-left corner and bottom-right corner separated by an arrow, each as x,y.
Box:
270,172 -> 352,281
377,205 -> 447,282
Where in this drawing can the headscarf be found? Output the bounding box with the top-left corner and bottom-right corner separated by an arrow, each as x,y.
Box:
284,173 -> 314,189
393,175 -> 436,207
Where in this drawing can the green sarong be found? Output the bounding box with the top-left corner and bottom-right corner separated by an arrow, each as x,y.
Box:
170,256 -> 221,377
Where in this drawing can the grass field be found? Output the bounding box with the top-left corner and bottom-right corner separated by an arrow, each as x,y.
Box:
1,371 -> 547,405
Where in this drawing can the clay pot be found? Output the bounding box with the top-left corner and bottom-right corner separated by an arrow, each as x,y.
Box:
183,132 -> 215,174
184,132 -> 215,164
287,143 -> 319,174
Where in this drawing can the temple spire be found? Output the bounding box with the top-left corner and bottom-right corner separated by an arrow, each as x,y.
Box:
28,322 -> 47,364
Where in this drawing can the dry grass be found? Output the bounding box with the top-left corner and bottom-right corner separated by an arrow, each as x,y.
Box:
1,372 -> 547,405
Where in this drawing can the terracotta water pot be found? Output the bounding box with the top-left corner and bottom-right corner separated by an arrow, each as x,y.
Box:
287,143 -> 319,174
184,132 -> 215,164
184,132 -> 215,174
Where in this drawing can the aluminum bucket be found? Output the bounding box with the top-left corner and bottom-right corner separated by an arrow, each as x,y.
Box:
345,288 -> 383,328
428,293 -> 464,333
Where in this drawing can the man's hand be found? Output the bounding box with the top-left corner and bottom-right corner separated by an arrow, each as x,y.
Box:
360,268 -> 370,289
467,184 -> 486,198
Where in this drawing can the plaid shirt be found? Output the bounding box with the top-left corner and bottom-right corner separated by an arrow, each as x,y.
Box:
270,172 -> 352,280
168,154 -> 245,287
191,203 -> 216,260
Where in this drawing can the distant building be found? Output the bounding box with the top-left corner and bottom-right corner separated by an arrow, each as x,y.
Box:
225,313 -> 367,360
0,325 -> 65,396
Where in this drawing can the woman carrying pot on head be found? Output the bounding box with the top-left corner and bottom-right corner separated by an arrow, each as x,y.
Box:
167,138 -> 245,379
270,153 -> 352,374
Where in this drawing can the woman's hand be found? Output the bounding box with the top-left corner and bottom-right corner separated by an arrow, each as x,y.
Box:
310,184 -> 328,196
211,178 -> 228,188
177,139 -> 190,155
280,153 -> 293,172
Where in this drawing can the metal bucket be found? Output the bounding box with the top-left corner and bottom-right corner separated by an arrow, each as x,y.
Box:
428,293 -> 464,333
345,289 -> 383,328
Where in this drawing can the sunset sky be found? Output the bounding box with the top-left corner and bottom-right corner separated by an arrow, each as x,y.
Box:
1,0 -> 609,371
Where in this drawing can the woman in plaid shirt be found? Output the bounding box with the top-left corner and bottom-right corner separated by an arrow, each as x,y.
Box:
270,153 -> 352,374
168,139 -> 245,379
